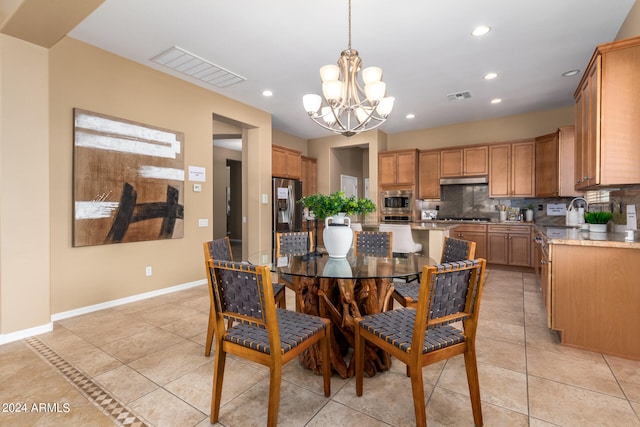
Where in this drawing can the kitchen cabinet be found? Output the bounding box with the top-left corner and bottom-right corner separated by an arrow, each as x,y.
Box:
379,149 -> 418,187
535,127 -> 581,198
451,224 -> 487,260
487,224 -> 531,267
533,229 -> 551,327
418,150 -> 440,200
440,146 -> 488,177
300,156 -> 317,196
489,140 -> 535,198
574,36 -> 640,190
551,243 -> 640,359
272,144 -> 302,179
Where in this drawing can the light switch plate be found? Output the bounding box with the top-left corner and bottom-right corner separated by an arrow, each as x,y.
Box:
198,218 -> 208,227
193,184 -> 202,192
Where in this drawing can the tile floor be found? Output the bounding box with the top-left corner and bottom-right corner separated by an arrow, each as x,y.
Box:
1,268 -> 640,426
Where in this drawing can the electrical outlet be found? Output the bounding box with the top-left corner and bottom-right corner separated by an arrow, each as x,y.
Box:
145,266 -> 152,276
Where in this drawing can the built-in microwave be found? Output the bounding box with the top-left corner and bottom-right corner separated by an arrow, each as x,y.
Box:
380,190 -> 413,216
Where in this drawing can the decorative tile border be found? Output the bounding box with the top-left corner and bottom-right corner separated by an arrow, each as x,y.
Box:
24,337 -> 150,427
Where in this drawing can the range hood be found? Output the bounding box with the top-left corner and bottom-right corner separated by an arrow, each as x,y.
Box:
440,176 -> 488,185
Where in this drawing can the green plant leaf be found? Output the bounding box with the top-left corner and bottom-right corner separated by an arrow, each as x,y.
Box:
297,191 -> 376,219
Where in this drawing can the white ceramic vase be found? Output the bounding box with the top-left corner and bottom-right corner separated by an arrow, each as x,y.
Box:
589,223 -> 607,233
324,213 -> 353,258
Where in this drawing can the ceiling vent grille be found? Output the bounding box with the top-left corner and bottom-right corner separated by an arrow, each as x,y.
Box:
446,91 -> 472,101
151,46 -> 246,88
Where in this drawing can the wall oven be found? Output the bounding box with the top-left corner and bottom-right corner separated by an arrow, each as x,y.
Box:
380,190 -> 413,222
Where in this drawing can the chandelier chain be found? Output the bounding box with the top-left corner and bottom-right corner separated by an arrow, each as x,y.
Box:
348,0 -> 352,50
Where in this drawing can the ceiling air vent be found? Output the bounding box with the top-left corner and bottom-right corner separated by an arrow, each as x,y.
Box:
446,91 -> 472,101
151,46 -> 247,88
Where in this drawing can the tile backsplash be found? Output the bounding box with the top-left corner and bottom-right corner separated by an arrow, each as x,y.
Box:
418,184 -> 640,229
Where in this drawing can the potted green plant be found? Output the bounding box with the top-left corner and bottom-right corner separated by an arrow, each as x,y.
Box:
298,192 -> 376,258
583,211 -> 612,233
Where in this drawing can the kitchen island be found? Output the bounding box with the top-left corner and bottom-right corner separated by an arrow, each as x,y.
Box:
534,225 -> 640,360
362,222 -> 459,259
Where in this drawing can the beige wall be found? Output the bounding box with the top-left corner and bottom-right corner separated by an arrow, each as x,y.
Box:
617,0 -> 640,40
387,106 -> 575,150
0,34 -> 50,334
46,37 -> 272,315
272,129 -> 307,154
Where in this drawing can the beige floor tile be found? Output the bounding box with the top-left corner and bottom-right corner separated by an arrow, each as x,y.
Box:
306,400 -> 390,427
160,311 -> 209,339
528,375 -> 640,426
529,417 -> 561,426
215,376 -> 329,426
59,311 -> 155,347
387,357 -> 447,386
526,325 -> 605,362
476,318 -> 525,345
128,339 -> 210,385
281,356 -> 350,395
476,335 -> 526,373
427,387 -> 529,427
133,303 -> 202,326
438,357 -> 529,415
527,346 -> 624,398
63,345 -> 123,377
129,387 -> 207,427
100,326 -> 184,363
94,365 -> 158,404
333,370 -> 434,426
31,402 -> 116,427
605,354 -> 640,403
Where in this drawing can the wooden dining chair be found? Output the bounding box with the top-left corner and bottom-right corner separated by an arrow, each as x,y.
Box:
203,237 -> 286,357
355,259 -> 487,427
392,237 -> 476,308
207,260 -> 331,426
353,230 -> 392,257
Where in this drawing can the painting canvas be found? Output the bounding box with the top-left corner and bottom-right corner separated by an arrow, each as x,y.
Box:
73,109 -> 185,247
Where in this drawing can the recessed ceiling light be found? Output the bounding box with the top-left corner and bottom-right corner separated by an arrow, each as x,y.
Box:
562,69 -> 580,77
490,98 -> 502,104
484,72 -> 498,80
262,90 -> 273,97
471,25 -> 491,37
406,113 -> 415,119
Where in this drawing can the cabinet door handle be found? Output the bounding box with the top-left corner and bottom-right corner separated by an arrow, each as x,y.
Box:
540,260 -> 547,265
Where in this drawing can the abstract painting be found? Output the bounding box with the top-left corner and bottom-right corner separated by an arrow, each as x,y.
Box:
73,109 -> 185,247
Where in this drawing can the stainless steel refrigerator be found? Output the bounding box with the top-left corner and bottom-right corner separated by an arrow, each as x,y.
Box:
272,177 -> 303,237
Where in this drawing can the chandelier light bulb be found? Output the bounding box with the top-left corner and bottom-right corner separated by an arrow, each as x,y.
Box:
362,67 -> 382,84
365,81 -> 386,103
321,107 -> 337,125
320,64 -> 340,82
376,97 -> 395,116
355,107 -> 371,124
303,94 -> 322,114
322,80 -> 343,102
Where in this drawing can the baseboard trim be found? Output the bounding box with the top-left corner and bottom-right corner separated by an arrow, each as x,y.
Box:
0,279 -> 207,346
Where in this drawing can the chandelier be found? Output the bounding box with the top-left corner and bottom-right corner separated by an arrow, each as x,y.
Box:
302,0 -> 394,137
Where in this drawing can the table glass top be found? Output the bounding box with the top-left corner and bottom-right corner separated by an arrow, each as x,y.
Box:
248,247 -> 436,279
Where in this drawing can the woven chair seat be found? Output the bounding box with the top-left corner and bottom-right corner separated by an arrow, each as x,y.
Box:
358,308 -> 465,354
224,308 -> 328,354
392,280 -> 420,302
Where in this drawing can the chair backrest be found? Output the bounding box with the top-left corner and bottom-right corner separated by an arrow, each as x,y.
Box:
275,231 -> 313,256
207,259 -> 276,329
414,260 -> 486,340
378,223 -> 422,253
204,237 -> 233,262
353,230 -> 392,257
440,237 -> 476,263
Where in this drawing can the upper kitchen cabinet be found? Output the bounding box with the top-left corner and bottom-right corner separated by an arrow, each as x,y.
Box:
574,36 -> 640,190
379,149 -> 418,187
418,150 -> 440,199
300,156 -> 318,197
535,126 -> 581,198
440,145 -> 488,177
489,140 -> 536,198
272,144 -> 302,179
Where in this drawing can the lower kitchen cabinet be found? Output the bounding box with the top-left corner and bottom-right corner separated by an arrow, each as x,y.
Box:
550,243 -> 640,359
487,224 -> 532,267
450,224 -> 487,260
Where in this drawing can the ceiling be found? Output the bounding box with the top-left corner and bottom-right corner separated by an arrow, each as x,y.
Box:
68,0 -> 636,140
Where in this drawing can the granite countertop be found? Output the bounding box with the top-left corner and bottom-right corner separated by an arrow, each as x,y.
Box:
534,224 -> 640,249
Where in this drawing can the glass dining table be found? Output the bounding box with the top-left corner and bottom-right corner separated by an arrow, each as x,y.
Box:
248,247 -> 436,379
